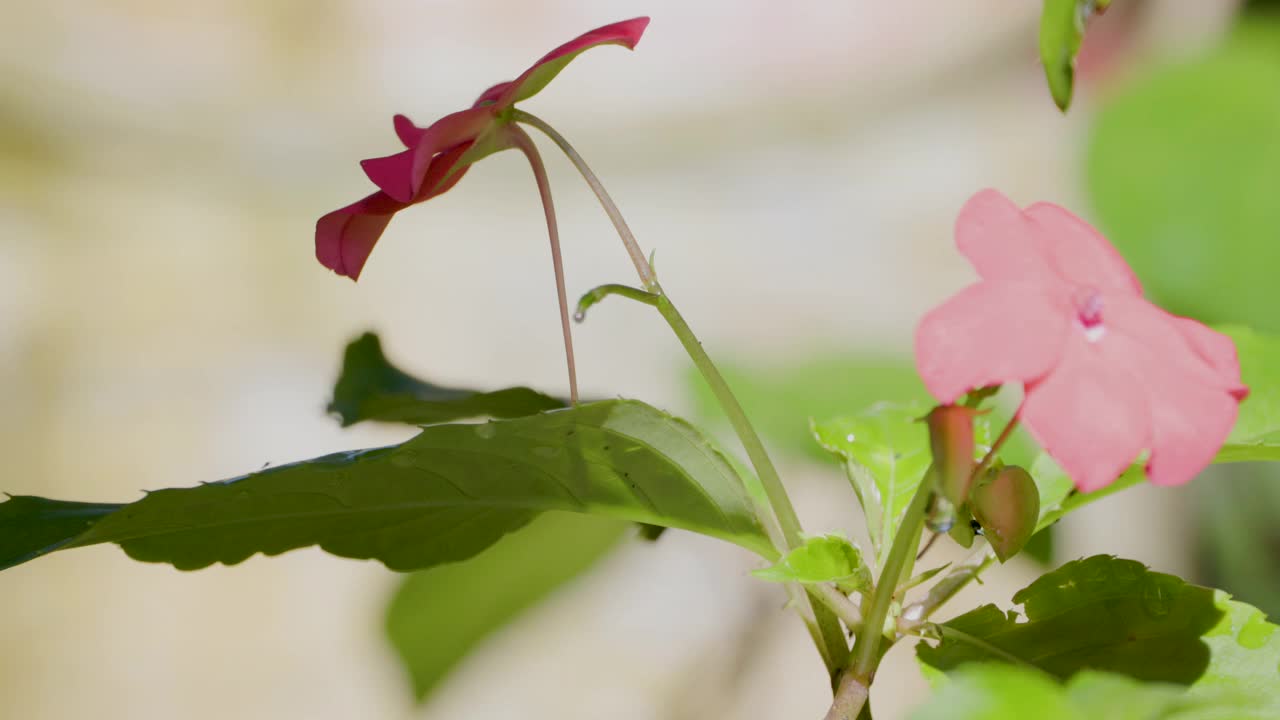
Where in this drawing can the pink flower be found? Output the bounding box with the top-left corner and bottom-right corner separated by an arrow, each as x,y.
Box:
315,17 -> 650,279
915,189 -> 1248,492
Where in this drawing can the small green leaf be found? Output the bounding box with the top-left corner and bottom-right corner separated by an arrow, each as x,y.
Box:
917,555 -> 1280,711
386,511 -> 625,700
1039,0 -> 1103,111
328,332 -> 565,427
0,400 -> 772,572
0,496 -> 121,570
909,665 -> 1267,720
752,534 -> 871,593
812,403 -> 991,564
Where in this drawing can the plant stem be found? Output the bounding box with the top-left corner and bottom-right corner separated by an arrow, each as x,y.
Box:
812,584 -> 865,630
824,672 -> 870,720
898,544 -> 995,633
514,110 -> 655,288
574,283 -> 659,322
974,415 -> 1020,481
848,475 -> 933,681
508,125 -> 579,404
519,111 -> 850,672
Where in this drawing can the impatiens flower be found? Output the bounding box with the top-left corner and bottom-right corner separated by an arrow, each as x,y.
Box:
915,189 -> 1248,492
315,16 -> 650,280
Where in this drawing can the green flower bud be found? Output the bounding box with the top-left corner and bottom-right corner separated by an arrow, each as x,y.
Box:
970,465 -> 1040,562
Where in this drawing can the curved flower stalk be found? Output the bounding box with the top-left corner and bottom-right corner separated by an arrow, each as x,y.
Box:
315,17 -> 651,403
915,189 -> 1248,492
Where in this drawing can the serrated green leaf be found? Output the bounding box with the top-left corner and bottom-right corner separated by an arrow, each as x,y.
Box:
916,555 -> 1280,711
752,534 -> 871,593
811,403 -> 991,564
0,496 -> 121,569
328,332 -> 565,427
386,511 -> 625,700
910,665 -> 1267,720
0,400 -> 772,572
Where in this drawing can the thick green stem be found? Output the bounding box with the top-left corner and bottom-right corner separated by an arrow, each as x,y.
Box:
849,476 -> 933,680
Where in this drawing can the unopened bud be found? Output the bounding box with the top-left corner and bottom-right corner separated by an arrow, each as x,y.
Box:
924,405 -> 980,508
970,465 -> 1040,562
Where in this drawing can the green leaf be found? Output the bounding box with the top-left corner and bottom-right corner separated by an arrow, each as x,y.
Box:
386,511 -> 625,700
910,665 -> 1267,720
811,403 -> 991,564
1087,21 -> 1280,333
0,496 -> 121,569
1039,0 -> 1108,111
1217,326 -> 1280,462
328,332 -> 565,427
917,555 -> 1280,711
686,355 -> 929,461
0,400 -> 772,572
752,534 -> 871,593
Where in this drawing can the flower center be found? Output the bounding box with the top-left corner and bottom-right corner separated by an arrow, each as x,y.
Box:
1074,287 -> 1106,342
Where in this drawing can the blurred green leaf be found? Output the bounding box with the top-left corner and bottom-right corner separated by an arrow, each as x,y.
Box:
917,555 -> 1280,710
329,332 -> 565,427
1217,326 -> 1280,461
0,400 -> 772,572
811,403 -> 990,564
1039,0 -> 1109,111
1087,21 -> 1280,331
686,355 -> 928,461
910,665 -> 1266,720
386,511 -> 625,700
752,534 -> 871,593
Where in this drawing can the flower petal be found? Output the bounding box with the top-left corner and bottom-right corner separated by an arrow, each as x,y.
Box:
955,189 -> 1056,283
915,281 -> 1070,404
1021,335 -> 1150,492
315,191 -> 408,280
492,17 -> 650,107
1172,317 -> 1248,399
1026,201 -> 1143,296
1142,361 -> 1239,486
405,106 -> 496,201
393,114 -> 426,147
1106,296 -> 1247,397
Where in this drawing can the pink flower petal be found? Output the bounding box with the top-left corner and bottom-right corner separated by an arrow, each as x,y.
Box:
360,107 -> 492,204
492,17 -> 650,107
1172,317 -> 1248,399
1139,357 -> 1239,487
1026,201 -> 1143,296
1021,335 -> 1151,493
315,191 -> 408,280
915,281 -> 1070,404
955,189 -> 1056,283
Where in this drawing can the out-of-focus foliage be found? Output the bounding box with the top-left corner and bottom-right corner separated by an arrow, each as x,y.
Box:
386,511 -> 625,700
917,555 -> 1280,711
1087,20 -> 1280,332
909,665 -> 1267,720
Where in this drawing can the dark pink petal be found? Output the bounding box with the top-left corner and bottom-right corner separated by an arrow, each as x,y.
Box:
474,81 -> 512,108
1026,201 -> 1143,296
1021,335 -> 1150,493
915,281 -> 1070,404
406,106 -> 496,201
491,17 -> 650,107
955,189 -> 1056,283
315,191 -> 409,280
393,114 -> 427,147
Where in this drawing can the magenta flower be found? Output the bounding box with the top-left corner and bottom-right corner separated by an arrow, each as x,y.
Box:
915,189 -> 1248,492
315,17 -> 650,280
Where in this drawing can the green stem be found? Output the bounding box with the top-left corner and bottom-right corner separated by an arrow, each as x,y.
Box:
514,110 -> 655,288
575,283 -> 659,322
518,111 -> 849,672
849,475 -> 933,681
898,544 -> 995,633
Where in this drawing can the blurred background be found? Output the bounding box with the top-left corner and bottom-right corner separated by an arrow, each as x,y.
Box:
1,0 -> 1275,718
